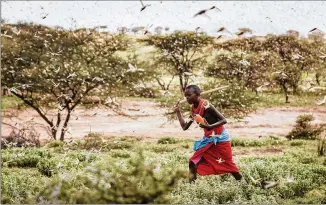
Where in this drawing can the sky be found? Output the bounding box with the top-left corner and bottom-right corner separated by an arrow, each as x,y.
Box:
1,1 -> 326,37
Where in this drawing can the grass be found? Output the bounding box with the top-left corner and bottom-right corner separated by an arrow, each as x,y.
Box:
252,91 -> 322,108
231,136 -> 284,147
2,135 -> 326,204
1,95 -> 26,110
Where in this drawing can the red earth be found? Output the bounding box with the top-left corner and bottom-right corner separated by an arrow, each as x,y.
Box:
2,100 -> 326,142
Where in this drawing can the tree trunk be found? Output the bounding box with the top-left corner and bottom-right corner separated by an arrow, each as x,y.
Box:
292,84 -> 298,95
60,111 -> 71,141
254,88 -> 258,96
51,128 -> 57,140
2,88 -> 8,96
52,111 -> 62,140
183,77 -> 189,92
166,75 -> 175,91
316,73 -> 321,85
282,84 -> 290,103
156,78 -> 166,90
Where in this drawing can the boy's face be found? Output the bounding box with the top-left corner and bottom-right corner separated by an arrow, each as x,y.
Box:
184,88 -> 198,104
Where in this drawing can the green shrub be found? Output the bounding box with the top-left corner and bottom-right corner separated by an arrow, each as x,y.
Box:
322,196 -> 326,204
83,132 -> 103,150
103,140 -> 133,150
286,114 -> 325,140
157,137 -> 178,144
64,139 -> 86,150
299,156 -> 318,164
3,133 -> 326,204
281,187 -> 326,204
44,140 -> 64,148
181,142 -> 190,149
290,140 -> 305,146
111,150 -> 131,158
150,144 -> 177,153
231,136 -> 284,147
34,151 -> 186,204
37,158 -> 58,177
1,168 -> 48,204
66,152 -> 99,163
317,135 -> 326,156
120,136 -> 143,143
1,149 -> 52,168
231,138 -> 266,147
3,155 -> 41,168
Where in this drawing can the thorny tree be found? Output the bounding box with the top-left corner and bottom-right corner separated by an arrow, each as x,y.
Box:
214,36 -> 264,53
139,50 -> 176,91
206,52 -> 276,95
306,32 -> 326,85
140,31 -> 214,96
215,34 -> 322,103
1,23 -> 130,140
262,35 -> 318,102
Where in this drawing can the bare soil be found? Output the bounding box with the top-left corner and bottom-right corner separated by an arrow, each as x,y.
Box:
2,100 -> 326,142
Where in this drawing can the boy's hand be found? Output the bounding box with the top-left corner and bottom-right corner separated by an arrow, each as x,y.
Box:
174,101 -> 181,112
199,124 -> 212,130
199,119 -> 212,130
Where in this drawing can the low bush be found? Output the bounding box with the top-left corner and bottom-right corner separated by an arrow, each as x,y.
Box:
34,151 -> 186,204
286,114 -> 325,140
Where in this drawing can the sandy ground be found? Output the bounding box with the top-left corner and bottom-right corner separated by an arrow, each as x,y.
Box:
2,100 -> 326,142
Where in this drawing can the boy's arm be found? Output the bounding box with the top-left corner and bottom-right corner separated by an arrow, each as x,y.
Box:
175,103 -> 193,130
200,104 -> 227,130
183,117 -> 194,130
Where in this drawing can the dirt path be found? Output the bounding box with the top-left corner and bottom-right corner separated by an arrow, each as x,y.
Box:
2,100 -> 326,142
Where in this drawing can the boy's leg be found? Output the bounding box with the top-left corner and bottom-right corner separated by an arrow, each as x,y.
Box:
189,161 -> 197,183
231,172 -> 243,180
189,158 -> 205,183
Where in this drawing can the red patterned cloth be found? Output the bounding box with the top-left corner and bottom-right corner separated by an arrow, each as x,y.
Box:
191,98 -> 223,137
189,141 -> 239,175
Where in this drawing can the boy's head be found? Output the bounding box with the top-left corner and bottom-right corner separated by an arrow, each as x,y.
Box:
184,85 -> 201,104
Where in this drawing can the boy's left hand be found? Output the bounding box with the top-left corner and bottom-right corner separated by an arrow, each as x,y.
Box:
199,124 -> 213,130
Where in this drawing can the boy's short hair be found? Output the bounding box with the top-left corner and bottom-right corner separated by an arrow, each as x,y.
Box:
185,85 -> 201,96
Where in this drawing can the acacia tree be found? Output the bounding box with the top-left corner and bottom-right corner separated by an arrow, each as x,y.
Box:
120,51 -> 163,98
144,54 -> 176,91
316,44 -> 326,85
206,52 -> 276,95
214,36 -> 264,53
308,31 -> 325,41
200,80 -> 257,119
236,27 -> 253,36
1,24 -> 132,140
286,30 -> 300,38
131,26 -> 145,34
140,31 -> 214,95
117,26 -> 128,34
305,33 -> 326,85
154,26 -> 163,34
262,35 -> 318,102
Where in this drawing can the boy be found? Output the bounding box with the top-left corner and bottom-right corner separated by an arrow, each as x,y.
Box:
175,85 -> 242,183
